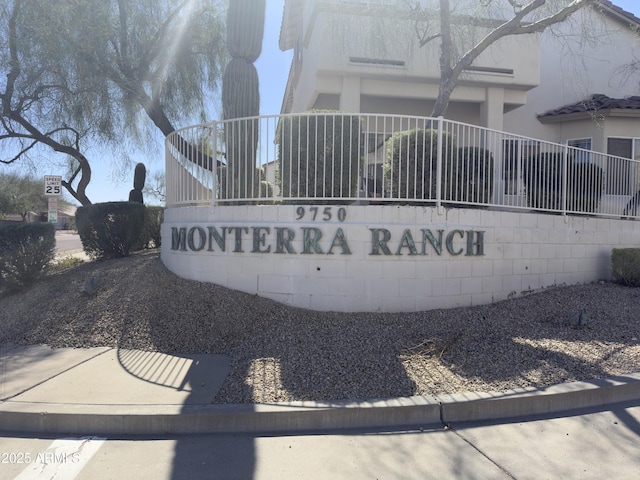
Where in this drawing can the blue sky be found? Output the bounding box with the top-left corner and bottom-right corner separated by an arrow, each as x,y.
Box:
83,0 -> 291,205
13,0 -> 640,205
615,0 -> 640,16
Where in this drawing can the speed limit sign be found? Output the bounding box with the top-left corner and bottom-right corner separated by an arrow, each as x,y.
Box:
44,175 -> 62,196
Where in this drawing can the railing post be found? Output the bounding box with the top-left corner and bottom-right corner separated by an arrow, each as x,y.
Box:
562,143 -> 568,217
211,122 -> 218,209
436,116 -> 444,212
165,134 -> 171,208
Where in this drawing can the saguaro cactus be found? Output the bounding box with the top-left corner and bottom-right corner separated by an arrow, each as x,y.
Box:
222,0 -> 265,199
128,162 -> 147,204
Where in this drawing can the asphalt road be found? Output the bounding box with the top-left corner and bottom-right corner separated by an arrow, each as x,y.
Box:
54,232 -> 83,254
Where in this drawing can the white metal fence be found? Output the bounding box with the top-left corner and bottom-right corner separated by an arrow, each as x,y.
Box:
165,113 -> 640,219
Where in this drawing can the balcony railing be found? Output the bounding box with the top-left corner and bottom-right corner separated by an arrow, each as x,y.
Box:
165,113 -> 640,219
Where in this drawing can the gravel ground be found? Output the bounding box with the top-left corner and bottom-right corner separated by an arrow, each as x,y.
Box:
1,249 -> 640,404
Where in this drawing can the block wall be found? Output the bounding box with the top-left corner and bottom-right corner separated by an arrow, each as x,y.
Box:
161,205 -> 640,312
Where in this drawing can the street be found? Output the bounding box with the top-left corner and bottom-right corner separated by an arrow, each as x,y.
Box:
54,232 -> 83,255
1,402 -> 639,480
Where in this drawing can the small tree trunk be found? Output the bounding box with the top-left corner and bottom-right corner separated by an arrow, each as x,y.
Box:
432,78 -> 456,117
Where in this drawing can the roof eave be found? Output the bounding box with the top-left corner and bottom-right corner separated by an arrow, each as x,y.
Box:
597,0 -> 640,28
279,0 -> 303,51
537,108 -> 640,124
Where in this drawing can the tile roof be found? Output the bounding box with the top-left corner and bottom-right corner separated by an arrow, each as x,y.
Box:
538,94 -> 640,120
599,0 -> 640,26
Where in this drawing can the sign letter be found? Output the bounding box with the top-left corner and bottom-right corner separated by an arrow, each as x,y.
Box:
370,229 -> 392,255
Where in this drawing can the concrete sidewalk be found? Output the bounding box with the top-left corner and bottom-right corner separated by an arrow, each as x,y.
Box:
1,343 -> 640,436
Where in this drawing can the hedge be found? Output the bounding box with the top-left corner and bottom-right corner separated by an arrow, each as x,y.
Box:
277,111 -> 363,201
523,153 -> 604,213
522,152 -> 566,211
612,248 -> 640,287
76,202 -> 145,260
567,162 -> 604,213
445,147 -> 494,204
134,206 -> 164,250
0,222 -> 55,292
384,128 -> 455,201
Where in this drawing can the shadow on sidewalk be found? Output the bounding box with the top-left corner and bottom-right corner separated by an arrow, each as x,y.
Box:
116,348 -> 257,479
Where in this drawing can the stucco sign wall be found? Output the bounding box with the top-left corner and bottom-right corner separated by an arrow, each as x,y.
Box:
161,205 -> 640,312
169,215 -> 485,258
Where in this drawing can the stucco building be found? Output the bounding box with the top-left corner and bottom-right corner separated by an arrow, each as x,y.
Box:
279,0 -> 640,150
277,0 -> 640,210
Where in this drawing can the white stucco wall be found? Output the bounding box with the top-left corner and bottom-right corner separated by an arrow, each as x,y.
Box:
284,1 -> 640,147
287,0 -> 540,123
504,6 -> 640,141
161,205 -> 640,313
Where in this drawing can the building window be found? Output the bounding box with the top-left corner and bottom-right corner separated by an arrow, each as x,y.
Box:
606,138 -> 638,196
568,138 -> 592,163
502,139 -> 539,196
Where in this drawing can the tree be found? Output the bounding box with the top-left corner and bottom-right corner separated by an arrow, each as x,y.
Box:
396,0 -> 597,117
143,170 -> 167,205
0,174 -> 45,221
0,173 -> 72,221
330,0 -> 598,118
1,0 -> 226,205
615,22 -> 640,88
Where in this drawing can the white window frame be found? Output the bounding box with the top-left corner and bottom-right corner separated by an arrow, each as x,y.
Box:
606,137 -> 637,196
567,137 -> 592,164
502,139 -> 539,196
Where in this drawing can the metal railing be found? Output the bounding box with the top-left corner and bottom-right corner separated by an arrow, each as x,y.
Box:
165,113 -> 640,219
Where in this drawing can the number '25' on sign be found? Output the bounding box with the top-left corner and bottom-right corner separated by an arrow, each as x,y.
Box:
44,175 -> 62,196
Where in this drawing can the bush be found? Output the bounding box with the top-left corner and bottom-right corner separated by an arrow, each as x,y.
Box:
384,128 -> 455,201
0,222 -> 55,292
445,147 -> 494,204
567,162 -> 604,213
134,206 -> 164,250
523,152 -> 566,211
612,248 -> 640,287
76,202 -> 145,260
277,111 -> 363,201
523,153 -> 605,213
49,255 -> 84,273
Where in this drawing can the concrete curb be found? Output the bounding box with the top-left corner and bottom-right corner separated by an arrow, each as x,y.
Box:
1,373 -> 639,435
439,372 -> 640,424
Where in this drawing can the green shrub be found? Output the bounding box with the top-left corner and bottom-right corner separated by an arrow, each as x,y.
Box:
0,222 -> 55,292
134,206 -> 164,250
49,255 -> 85,273
523,152 -> 566,211
76,202 -> 145,260
277,111 -> 363,201
612,248 -> 640,287
384,128 -> 455,201
523,153 -> 605,213
567,163 -> 604,213
445,147 -> 494,204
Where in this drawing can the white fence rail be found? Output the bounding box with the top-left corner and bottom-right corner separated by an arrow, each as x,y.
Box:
166,113 -> 640,219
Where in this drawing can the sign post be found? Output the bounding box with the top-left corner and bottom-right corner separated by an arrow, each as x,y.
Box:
44,175 -> 62,224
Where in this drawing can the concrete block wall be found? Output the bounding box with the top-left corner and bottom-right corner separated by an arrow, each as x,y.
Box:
161,205 -> 640,312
